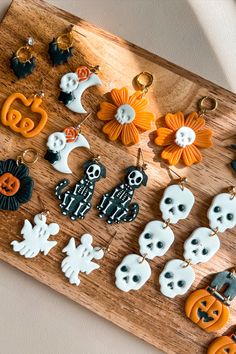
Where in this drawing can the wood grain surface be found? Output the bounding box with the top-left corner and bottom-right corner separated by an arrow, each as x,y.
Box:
0,1 -> 235,353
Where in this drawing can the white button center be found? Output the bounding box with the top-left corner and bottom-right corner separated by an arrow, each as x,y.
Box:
115,104 -> 135,125
175,126 -> 196,148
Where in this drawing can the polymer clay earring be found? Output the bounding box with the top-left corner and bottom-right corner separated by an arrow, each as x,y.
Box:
185,268 -> 236,333
1,91 -> 48,138
159,187 -> 236,299
97,148 -> 148,224
48,27 -> 74,66
155,96 -> 217,166
44,114 -> 91,174
0,148 -> 37,211
10,37 -> 36,79
207,331 -> 236,353
55,155 -> 106,220
115,171 -> 194,292
59,65 -> 102,114
97,72 -> 155,145
11,196 -> 60,258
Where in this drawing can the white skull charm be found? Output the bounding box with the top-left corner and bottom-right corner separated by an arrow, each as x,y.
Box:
207,192 -> 236,232
115,104 -> 135,125
60,73 -> 79,93
86,163 -> 102,181
127,170 -> 144,187
159,259 -> 195,298
138,220 -> 174,260
175,126 -> 196,148
115,254 -> 151,292
183,227 -> 220,264
160,184 -> 195,224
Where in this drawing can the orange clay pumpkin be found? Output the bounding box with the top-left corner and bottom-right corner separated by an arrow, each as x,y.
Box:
185,289 -> 230,333
208,334 -> 236,354
0,172 -> 20,196
1,92 -> 48,138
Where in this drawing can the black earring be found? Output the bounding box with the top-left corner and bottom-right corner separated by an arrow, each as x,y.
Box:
10,37 -> 36,79
55,156 -> 106,220
48,28 -> 74,66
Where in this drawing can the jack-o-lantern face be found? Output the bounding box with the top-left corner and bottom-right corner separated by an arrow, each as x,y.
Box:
185,289 -> 230,333
208,334 -> 236,354
0,173 -> 20,196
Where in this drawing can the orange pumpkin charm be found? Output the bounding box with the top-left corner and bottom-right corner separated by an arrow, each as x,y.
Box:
0,172 -> 20,196
185,269 -> 236,333
1,92 -> 48,138
208,333 -> 236,354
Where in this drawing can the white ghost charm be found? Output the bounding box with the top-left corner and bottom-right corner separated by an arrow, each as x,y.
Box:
138,220 -> 174,260
159,259 -> 195,298
183,227 -> 220,264
11,214 -> 60,258
115,254 -> 151,292
207,192 -> 236,232
44,127 -> 90,174
160,184 -> 195,224
61,234 -> 104,286
59,66 -> 102,114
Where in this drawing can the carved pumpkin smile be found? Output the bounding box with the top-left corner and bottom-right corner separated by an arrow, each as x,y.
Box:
0,173 -> 20,196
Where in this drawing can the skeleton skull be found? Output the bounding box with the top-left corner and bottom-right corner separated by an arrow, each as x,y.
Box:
183,227 -> 220,264
160,184 -> 195,224
207,193 -> 236,232
85,163 -> 101,181
115,254 -> 151,292
47,132 -> 67,153
60,72 -> 79,93
115,104 -> 135,125
138,220 -> 174,260
159,259 -> 195,298
175,126 -> 196,148
127,170 -> 143,187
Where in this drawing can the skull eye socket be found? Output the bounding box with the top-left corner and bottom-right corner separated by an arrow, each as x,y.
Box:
227,213 -> 234,221
144,233 -> 152,239
94,169 -> 100,177
164,272 -> 173,279
178,204 -> 186,212
164,198 -> 173,204
157,241 -> 164,249
129,172 -> 136,178
191,239 -> 199,245
132,275 -> 141,283
88,166 -> 94,173
202,248 -> 209,255
136,176 -> 142,184
177,280 -> 186,288
214,206 -> 221,213
120,265 -> 129,272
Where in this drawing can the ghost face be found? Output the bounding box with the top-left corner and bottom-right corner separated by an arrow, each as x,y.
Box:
115,104 -> 135,125
183,227 -> 220,264
115,254 -> 151,292
159,259 -> 195,298
47,132 -> 67,153
207,193 -> 236,232
160,184 -> 195,224
175,126 -> 196,148
60,72 -> 79,93
138,220 -> 174,260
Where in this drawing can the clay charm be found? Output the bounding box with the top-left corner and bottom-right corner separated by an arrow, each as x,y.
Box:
11,214 -> 60,258
55,160 -> 106,220
207,333 -> 236,354
61,234 -> 104,286
59,66 -> 102,114
44,127 -> 90,174
97,166 -> 148,224
1,92 -> 48,138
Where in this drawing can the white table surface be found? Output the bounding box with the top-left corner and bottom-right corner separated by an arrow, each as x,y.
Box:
0,1 -> 235,354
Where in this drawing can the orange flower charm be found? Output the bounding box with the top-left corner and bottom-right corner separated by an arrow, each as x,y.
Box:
97,87 -> 155,145
155,111 -> 213,166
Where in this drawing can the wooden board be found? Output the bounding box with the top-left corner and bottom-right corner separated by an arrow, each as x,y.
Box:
0,0 -> 235,353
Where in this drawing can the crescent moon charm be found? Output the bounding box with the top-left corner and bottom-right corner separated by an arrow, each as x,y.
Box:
44,127 -> 90,174
59,66 -> 102,114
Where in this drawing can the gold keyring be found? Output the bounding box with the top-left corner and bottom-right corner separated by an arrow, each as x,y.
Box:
18,148 -> 39,165
198,96 -> 218,115
162,218 -> 171,229
228,186 -> 236,200
135,72 -> 153,92
210,227 -> 219,236
16,45 -> 33,63
56,32 -> 73,51
139,253 -> 147,263
182,259 -> 192,268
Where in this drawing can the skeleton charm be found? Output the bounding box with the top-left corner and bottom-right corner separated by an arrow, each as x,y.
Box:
55,160 -> 106,220
61,234 -> 104,286
97,166 -> 148,224
11,214 -> 60,258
